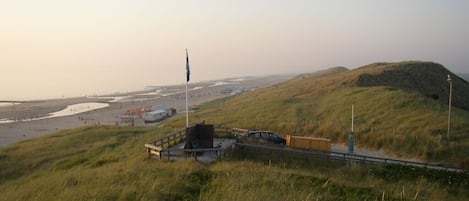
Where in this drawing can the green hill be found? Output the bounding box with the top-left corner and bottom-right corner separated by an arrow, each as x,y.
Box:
167,61 -> 469,167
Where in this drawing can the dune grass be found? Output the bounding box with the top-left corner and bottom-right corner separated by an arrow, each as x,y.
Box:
0,125 -> 178,201
166,85 -> 469,167
0,125 -> 236,201
2,62 -> 469,200
200,154 -> 469,201
1,125 -> 468,201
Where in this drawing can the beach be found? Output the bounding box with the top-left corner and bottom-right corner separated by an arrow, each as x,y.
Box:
0,75 -> 292,147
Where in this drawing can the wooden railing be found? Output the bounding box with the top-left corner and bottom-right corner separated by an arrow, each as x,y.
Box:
144,127 -> 248,160
145,129 -> 186,159
153,147 -> 235,161
214,127 -> 249,138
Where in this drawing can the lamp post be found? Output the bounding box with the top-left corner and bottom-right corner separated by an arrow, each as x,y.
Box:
447,75 -> 453,143
348,105 -> 354,154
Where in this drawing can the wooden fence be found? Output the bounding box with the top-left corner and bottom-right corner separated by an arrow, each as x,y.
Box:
145,127 -> 248,160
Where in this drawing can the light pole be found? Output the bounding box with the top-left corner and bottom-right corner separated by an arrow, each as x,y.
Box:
447,75 -> 453,143
348,105 -> 354,154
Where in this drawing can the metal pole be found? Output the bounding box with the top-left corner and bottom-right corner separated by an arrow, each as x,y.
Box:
352,105 -> 354,132
349,105 -> 354,154
185,49 -> 189,128
447,75 -> 452,143
186,80 -> 189,128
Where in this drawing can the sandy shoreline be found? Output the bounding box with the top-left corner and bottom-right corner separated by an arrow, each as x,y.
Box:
0,75 -> 292,147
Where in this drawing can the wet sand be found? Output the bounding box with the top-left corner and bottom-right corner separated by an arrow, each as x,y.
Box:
0,75 -> 292,147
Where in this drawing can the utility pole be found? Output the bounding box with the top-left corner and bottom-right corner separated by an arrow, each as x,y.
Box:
447,75 -> 453,143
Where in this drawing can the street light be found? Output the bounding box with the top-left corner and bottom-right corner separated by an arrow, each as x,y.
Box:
348,105 -> 354,154
447,74 -> 453,143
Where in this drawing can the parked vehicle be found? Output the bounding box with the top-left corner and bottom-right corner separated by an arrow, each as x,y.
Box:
245,131 -> 286,145
142,107 -> 176,123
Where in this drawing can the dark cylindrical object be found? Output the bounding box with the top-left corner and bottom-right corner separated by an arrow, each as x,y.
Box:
348,131 -> 354,154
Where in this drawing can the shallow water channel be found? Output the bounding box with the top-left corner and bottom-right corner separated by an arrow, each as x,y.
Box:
0,102 -> 109,124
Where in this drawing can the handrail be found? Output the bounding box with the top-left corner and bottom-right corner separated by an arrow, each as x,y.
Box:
234,143 -> 468,173
147,127 -> 247,147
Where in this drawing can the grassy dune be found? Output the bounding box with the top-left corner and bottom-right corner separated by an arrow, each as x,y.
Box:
0,126 -> 468,200
166,62 -> 469,167
2,61 -> 469,200
0,126 -> 182,200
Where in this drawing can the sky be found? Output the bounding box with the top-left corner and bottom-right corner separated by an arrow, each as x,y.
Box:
1,0 -> 468,100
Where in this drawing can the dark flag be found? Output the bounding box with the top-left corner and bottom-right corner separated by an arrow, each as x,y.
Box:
186,49 -> 190,82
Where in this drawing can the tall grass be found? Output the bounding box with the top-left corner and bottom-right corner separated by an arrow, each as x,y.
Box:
200,149 -> 468,201
0,125 -> 179,201
1,125 -> 468,200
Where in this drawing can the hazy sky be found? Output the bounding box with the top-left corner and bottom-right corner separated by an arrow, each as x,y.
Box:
1,0 -> 468,100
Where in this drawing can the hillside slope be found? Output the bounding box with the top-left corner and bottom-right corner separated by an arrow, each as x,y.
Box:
460,73 -> 469,82
355,62 -> 469,110
168,61 -> 469,167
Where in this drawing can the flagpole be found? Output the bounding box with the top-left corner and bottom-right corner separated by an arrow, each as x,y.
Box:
185,49 -> 190,128
185,78 -> 189,128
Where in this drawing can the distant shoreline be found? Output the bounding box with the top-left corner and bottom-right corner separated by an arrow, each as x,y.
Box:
0,75 -> 293,147
0,76 -> 266,102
